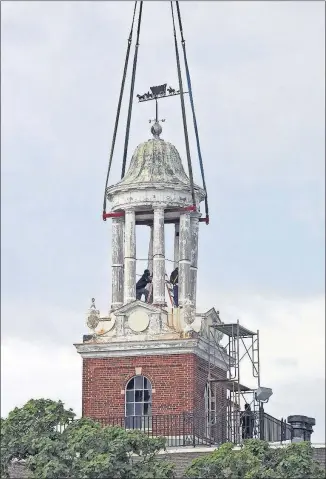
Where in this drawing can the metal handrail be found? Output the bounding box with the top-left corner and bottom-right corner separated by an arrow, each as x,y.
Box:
260,411 -> 293,443
90,412 -> 294,447
48,412 -> 294,446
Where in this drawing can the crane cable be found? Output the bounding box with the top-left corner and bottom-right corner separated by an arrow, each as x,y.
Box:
175,1 -> 209,224
102,2 -> 138,220
170,1 -> 196,209
104,2 -> 208,221
121,1 -> 143,179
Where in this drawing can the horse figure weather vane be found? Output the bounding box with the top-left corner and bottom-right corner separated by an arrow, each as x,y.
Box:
136,83 -> 189,123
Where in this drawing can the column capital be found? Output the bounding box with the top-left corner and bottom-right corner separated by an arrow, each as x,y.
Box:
124,207 -> 135,214
180,210 -> 191,217
190,211 -> 202,220
112,215 -> 125,223
153,205 -> 166,212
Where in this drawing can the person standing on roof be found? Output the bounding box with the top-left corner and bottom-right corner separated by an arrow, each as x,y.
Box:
136,269 -> 152,302
241,403 -> 254,439
170,267 -> 179,307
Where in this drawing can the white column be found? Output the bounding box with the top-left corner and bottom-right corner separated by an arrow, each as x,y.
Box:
123,208 -> 136,304
190,214 -> 200,311
147,225 -> 154,274
111,217 -> 124,310
153,206 -> 165,306
147,225 -> 154,304
179,212 -> 191,311
174,223 -> 180,269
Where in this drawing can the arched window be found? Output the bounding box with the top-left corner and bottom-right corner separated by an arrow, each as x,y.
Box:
125,375 -> 152,429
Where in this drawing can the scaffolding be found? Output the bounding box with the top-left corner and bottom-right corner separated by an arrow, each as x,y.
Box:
207,318 -> 261,444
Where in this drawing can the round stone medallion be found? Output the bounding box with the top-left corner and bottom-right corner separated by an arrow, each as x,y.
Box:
128,310 -> 150,332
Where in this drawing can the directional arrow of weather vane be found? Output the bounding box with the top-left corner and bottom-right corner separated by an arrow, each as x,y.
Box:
136,83 -> 189,123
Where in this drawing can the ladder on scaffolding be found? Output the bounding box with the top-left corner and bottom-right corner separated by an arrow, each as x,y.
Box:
165,274 -> 175,307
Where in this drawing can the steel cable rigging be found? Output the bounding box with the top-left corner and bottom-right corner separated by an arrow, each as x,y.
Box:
102,1 -> 138,220
175,1 -> 209,224
170,1 -> 196,209
121,1 -> 143,180
102,1 -> 209,225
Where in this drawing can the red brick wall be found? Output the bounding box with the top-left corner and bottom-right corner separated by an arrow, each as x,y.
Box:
82,352 -> 227,437
193,357 -> 227,414
193,356 -> 227,443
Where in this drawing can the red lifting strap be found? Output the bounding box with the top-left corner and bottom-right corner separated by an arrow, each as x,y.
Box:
102,205 -> 198,221
102,211 -> 125,221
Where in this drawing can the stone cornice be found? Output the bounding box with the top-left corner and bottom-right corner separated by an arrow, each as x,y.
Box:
113,300 -> 165,316
106,186 -> 205,212
107,182 -> 205,198
74,337 -> 228,371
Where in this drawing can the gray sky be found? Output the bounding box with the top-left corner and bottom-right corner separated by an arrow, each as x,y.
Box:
1,1 -> 325,442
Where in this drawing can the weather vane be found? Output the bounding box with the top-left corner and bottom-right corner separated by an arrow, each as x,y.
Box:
136,83 -> 188,124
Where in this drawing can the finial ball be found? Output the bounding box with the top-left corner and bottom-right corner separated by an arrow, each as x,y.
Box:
151,121 -> 162,139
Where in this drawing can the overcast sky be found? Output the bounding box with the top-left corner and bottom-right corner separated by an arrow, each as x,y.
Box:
1,1 -> 325,442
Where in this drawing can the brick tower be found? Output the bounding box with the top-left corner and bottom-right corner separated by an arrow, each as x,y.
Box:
74,121 -> 228,445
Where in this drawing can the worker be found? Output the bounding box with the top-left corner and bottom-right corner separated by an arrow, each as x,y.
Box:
170,267 -> 179,307
241,403 -> 254,439
136,269 -> 152,302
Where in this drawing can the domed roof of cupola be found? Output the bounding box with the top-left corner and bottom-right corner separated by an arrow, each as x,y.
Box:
106,122 -> 205,211
114,122 -> 200,189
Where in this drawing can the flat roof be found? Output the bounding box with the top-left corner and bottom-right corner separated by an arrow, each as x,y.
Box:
209,379 -> 252,392
211,323 -> 256,337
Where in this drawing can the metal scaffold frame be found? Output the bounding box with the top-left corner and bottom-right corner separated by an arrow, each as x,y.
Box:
207,319 -> 261,444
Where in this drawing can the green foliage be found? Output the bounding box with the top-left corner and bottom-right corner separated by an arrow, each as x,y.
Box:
28,418 -> 174,479
1,417 -> 9,478
185,439 -> 325,479
1,400 -> 174,479
1,399 -> 74,478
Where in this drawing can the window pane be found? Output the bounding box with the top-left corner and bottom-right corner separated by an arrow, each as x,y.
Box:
133,416 -> 142,429
126,390 -> 134,402
126,403 -> 134,416
142,415 -> 152,429
125,416 -> 133,429
135,390 -> 143,402
135,403 -> 143,416
144,390 -> 151,402
134,376 -> 143,389
142,415 -> 151,429
143,403 -> 152,415
144,377 -> 152,390
126,378 -> 134,390
125,416 -> 141,430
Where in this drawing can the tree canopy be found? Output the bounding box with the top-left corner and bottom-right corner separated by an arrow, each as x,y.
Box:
185,439 -> 325,479
2,400 -> 325,479
1,398 -> 75,477
1,399 -> 174,479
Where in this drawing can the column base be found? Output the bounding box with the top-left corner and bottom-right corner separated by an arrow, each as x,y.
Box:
152,302 -> 167,308
110,303 -> 123,312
